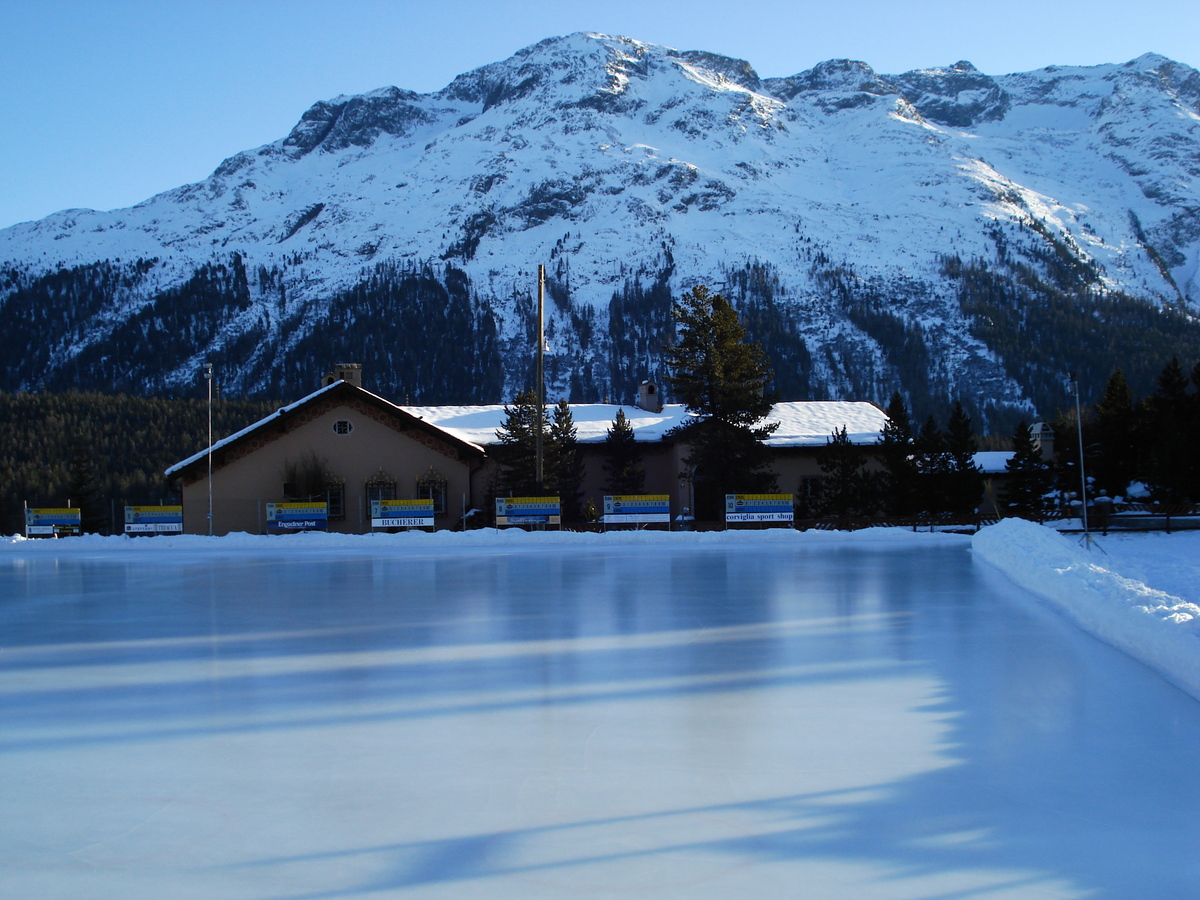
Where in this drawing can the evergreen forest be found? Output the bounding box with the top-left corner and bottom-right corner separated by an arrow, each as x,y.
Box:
0,390 -> 278,535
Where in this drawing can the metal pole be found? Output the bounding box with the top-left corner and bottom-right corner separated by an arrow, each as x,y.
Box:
535,265 -> 545,492
204,361 -> 213,536
1072,374 -> 1090,540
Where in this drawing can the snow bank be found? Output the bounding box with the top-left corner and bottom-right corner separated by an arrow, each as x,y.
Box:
973,519 -> 1200,701
1,526 -> 970,556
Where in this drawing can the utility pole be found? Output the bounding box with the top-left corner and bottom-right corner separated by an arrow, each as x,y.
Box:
204,361 -> 213,536
1071,373 -> 1092,547
535,265 -> 545,492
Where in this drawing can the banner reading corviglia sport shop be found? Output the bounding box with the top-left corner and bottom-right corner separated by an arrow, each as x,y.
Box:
725,494 -> 794,524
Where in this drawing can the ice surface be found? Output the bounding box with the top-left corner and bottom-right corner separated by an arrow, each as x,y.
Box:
3,531 -> 1200,898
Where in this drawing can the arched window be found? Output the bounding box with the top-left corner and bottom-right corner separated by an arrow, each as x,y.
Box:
416,467 -> 448,516
366,469 -> 397,506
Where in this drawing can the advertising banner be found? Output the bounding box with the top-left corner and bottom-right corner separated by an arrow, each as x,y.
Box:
371,498 -> 435,529
24,507 -> 81,537
725,494 -> 795,524
124,505 -> 184,534
602,495 -> 671,524
266,502 -> 328,533
496,497 -> 561,526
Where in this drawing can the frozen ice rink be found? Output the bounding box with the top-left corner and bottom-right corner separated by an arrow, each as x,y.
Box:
3,537 -> 1200,898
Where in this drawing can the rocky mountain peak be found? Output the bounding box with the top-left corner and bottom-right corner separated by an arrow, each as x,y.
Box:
889,61 -> 1009,126
764,59 -> 893,101
1,36 -> 1197,425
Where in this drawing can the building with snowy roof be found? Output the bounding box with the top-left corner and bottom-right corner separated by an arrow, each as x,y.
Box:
166,365 -> 889,534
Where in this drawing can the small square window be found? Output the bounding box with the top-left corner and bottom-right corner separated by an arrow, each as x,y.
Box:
333,420 -> 353,435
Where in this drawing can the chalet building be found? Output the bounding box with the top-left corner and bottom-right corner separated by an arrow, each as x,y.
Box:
167,365 -> 890,534
166,371 -> 489,534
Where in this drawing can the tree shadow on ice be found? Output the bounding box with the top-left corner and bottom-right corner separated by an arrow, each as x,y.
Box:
234,553 -> 1200,900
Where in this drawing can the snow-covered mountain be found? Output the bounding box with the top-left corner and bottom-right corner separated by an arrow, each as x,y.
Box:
2,33 -> 1199,428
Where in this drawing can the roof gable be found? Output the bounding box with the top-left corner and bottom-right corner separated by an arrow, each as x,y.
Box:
166,381 -> 486,480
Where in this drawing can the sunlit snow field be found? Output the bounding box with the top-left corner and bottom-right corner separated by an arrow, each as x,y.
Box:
2,529 -> 1199,899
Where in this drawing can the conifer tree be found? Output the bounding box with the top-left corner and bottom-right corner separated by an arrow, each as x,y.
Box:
602,408 -> 645,496
817,425 -> 870,518
1004,420 -> 1053,519
65,442 -> 105,533
492,389 -> 546,497
877,391 -> 917,516
664,285 -> 778,516
549,398 -> 584,521
1141,357 -> 1194,501
944,401 -> 984,514
914,415 -> 951,514
1093,369 -> 1137,496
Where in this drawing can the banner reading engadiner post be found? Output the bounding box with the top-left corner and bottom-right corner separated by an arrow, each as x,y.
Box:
266,502 -> 328,533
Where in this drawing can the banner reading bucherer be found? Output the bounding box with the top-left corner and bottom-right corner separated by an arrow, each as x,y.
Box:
371,499 -> 435,529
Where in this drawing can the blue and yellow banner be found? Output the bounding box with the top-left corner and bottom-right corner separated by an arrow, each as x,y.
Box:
266,502 -> 328,533
371,499 -> 435,528
496,497 -> 561,525
725,494 -> 794,523
602,495 -> 671,523
125,505 -> 184,534
24,507 -> 82,537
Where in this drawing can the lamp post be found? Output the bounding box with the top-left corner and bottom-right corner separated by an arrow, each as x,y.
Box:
203,361 -> 213,536
535,265 -> 545,492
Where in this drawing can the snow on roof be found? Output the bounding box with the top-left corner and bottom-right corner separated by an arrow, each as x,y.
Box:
404,403 -> 690,445
166,393 -> 888,477
165,382 -> 486,476
762,401 -> 888,447
407,400 -> 888,447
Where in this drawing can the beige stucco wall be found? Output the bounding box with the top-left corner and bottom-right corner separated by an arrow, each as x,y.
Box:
180,402 -> 478,534
575,442 -> 689,518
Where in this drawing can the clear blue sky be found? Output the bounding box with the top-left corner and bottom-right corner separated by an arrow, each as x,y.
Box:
3,0 -> 1197,230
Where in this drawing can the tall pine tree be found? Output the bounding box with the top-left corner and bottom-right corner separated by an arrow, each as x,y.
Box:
602,408 -> 645,496
914,415 -> 951,514
1094,369 -> 1138,496
549,399 -> 584,521
817,425 -> 870,518
1004,421 -> 1053,519
877,392 -> 917,516
664,285 -> 778,517
1141,358 -> 1194,502
944,401 -> 984,514
492,389 -> 546,497
65,442 -> 106,533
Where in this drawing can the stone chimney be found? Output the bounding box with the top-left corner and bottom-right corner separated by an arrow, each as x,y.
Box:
636,380 -> 663,413
321,363 -> 363,388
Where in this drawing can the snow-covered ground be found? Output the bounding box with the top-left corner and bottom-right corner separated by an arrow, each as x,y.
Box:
973,519 -> 1200,702
3,527 -> 1200,898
